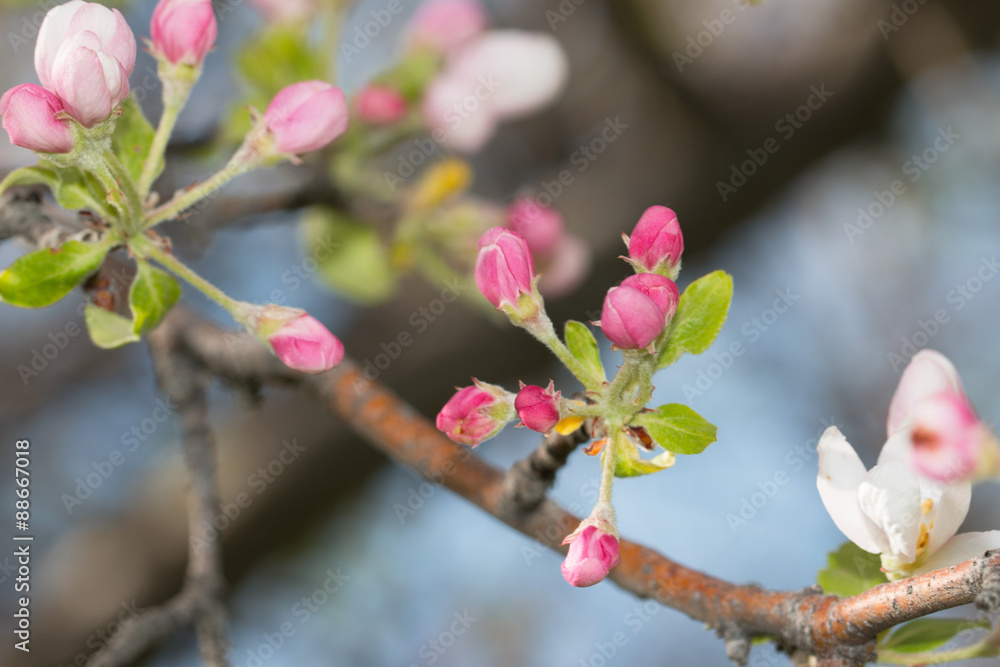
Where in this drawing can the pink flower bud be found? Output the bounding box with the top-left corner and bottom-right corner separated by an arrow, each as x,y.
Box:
515,381 -> 561,433
35,1 -> 136,128
0,84 -> 74,154
409,0 -> 487,54
268,314 -> 344,373
909,391 -> 988,482
436,380 -> 515,446
150,0 -> 218,66
560,525 -> 620,587
264,81 -> 350,155
506,198 -> 564,255
600,285 -> 665,350
627,206 -> 684,276
475,226 -> 535,311
355,84 -> 407,125
247,0 -> 312,23
621,273 -> 679,322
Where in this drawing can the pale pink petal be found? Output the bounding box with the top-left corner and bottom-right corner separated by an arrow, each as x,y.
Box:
888,350 -> 964,436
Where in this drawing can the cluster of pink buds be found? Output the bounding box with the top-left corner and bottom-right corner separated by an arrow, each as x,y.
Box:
438,205 -> 699,588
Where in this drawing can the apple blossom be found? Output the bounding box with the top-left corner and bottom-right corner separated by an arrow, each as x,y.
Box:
409,0 -> 487,54
817,425 -> 1000,580
515,381 -> 562,433
355,84 -> 407,125
35,1 -> 136,128
0,84 -> 74,154
422,31 -> 567,152
237,303 -> 343,373
474,227 -> 536,312
263,81 -> 350,155
620,273 -> 679,323
627,205 -> 684,277
436,380 -> 515,446
561,524 -> 620,587
506,199 -> 564,255
600,285 -> 665,350
150,0 -> 218,67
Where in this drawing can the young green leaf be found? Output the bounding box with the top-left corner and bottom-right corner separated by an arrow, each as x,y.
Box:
129,261 -> 180,335
84,304 -> 139,349
613,441 -> 676,478
564,320 -> 605,384
112,95 -> 159,185
657,270 -> 733,369
817,541 -> 888,597
0,240 -> 111,308
633,404 -> 717,455
302,207 -> 396,304
879,618 -> 989,654
0,163 -> 107,216
0,165 -> 60,198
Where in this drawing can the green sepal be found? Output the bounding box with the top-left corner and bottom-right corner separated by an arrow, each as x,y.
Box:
84,304 -> 139,349
657,270 -> 733,369
112,95 -> 160,185
564,320 -> 605,384
0,238 -> 112,308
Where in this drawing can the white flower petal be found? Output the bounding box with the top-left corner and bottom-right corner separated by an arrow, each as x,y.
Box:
450,31 -> 568,118
924,478 -> 972,558
877,428 -> 912,466
887,350 -> 963,436
857,462 -> 922,561
816,426 -> 885,554
915,531 -> 1000,574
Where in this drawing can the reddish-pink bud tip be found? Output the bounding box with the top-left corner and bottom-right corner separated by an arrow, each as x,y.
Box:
600,285 -> 666,350
561,525 -> 620,587
436,382 -> 513,446
264,81 -> 349,155
268,314 -> 344,373
474,226 -> 535,310
620,273 -> 679,322
151,0 -> 218,66
627,206 -> 683,274
514,382 -> 561,433
355,84 -> 407,125
0,84 -> 74,154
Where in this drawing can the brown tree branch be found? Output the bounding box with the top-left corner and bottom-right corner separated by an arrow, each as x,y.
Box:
153,308 -> 999,665
87,326 -> 230,667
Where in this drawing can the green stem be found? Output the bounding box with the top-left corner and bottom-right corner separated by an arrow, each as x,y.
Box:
140,240 -> 239,313
598,426 -> 622,505
138,98 -> 183,198
102,150 -> 143,226
143,146 -> 255,229
532,319 -> 603,391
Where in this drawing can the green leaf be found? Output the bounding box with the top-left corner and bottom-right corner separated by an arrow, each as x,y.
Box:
237,26 -> 327,100
633,404 -> 717,455
0,163 -> 109,215
880,618 -> 990,654
0,240 -> 110,308
112,95 -> 159,185
84,304 -> 139,349
376,51 -> 440,101
302,207 -> 396,304
129,261 -> 180,335
657,270 -> 733,368
613,441 -> 676,478
817,541 -> 888,597
564,320 -> 605,383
